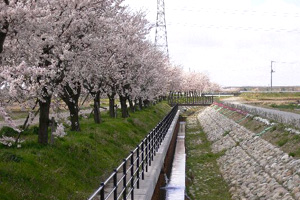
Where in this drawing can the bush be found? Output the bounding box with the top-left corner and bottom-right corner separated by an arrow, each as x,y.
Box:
289,152 -> 296,157
0,126 -> 19,137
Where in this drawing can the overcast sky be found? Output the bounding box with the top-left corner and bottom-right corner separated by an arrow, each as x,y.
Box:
124,0 -> 300,87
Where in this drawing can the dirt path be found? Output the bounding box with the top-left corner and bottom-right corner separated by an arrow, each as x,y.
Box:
223,97 -> 300,129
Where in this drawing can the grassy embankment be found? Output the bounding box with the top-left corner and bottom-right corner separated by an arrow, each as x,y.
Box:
240,92 -> 300,114
0,102 -> 171,200
183,107 -> 231,200
216,103 -> 300,158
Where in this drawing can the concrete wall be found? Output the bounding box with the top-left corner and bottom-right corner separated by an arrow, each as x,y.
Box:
134,111 -> 180,200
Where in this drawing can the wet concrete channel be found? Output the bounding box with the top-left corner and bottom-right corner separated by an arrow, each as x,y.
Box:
165,121 -> 186,200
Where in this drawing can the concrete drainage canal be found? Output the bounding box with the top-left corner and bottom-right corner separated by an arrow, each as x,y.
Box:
152,118 -> 187,200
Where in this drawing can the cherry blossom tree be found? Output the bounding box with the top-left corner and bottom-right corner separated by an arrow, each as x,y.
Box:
0,0 -> 198,147
1,0 -> 130,143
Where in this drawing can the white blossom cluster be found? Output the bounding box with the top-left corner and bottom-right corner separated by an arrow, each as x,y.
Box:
0,135 -> 24,148
53,123 -> 67,138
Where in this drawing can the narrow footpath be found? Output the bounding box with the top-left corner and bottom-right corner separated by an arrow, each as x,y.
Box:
223,97 -> 300,129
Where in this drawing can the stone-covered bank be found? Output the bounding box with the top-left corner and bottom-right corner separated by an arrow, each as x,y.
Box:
198,106 -> 300,200
185,107 -> 231,200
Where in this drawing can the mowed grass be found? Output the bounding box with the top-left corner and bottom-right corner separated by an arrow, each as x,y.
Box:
270,103 -> 300,110
185,111 -> 231,200
240,92 -> 300,101
0,103 -> 171,200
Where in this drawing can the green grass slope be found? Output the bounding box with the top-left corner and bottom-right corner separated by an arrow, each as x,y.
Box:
0,103 -> 171,200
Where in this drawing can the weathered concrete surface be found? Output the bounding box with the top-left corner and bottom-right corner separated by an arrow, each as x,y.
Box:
198,106 -> 300,200
166,121 -> 186,200
134,111 -> 180,200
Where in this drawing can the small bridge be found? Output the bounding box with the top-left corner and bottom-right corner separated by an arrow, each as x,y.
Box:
168,91 -> 214,106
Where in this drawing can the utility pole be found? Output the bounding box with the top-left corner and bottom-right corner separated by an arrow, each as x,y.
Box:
271,61 -> 275,91
155,0 -> 169,59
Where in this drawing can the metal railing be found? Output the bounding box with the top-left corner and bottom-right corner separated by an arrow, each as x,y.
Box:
168,91 -> 214,106
88,104 -> 179,200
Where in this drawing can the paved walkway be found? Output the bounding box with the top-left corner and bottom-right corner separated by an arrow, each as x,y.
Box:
223,97 -> 300,128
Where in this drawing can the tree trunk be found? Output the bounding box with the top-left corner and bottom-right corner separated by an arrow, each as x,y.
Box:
143,100 -> 149,107
134,99 -> 139,111
120,95 -> 128,118
93,91 -> 101,124
60,83 -> 81,131
38,95 -> 51,145
128,97 -> 135,113
66,99 -> 80,131
139,98 -> 143,110
0,22 -> 9,54
108,94 -> 115,118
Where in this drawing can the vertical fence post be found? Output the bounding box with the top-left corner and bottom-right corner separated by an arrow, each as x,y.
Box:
123,159 -> 127,200
148,135 -> 152,166
130,152 -> 134,200
145,138 -> 148,172
100,182 -> 105,200
151,131 -> 154,161
113,170 -> 117,200
141,140 -> 145,179
137,145 -> 140,188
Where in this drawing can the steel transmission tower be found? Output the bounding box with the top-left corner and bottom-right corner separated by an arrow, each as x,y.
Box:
155,0 -> 169,59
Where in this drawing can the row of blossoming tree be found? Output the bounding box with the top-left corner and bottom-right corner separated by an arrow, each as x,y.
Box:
0,0 -> 220,145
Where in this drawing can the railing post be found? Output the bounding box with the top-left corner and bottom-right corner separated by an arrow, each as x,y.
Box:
100,182 -> 105,200
148,135 -> 152,166
123,159 -> 127,200
114,170 -> 117,200
141,140 -> 145,179
137,145 -> 140,188
151,131 -> 154,161
145,137 -> 148,172
130,151 -> 134,200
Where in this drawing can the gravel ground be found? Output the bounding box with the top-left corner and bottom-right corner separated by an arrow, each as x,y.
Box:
198,106 -> 300,200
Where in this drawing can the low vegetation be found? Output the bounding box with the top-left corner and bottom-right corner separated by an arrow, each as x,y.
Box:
216,103 -> 300,158
240,92 -> 300,101
185,109 -> 231,200
0,102 -> 171,200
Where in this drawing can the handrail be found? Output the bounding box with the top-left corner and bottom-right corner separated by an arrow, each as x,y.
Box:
168,91 -> 214,106
88,104 -> 178,200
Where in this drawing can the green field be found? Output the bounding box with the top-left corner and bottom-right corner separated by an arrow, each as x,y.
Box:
240,92 -> 300,101
0,103 -> 171,200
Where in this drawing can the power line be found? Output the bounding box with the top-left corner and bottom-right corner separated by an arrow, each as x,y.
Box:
167,7 -> 300,18
166,22 -> 300,33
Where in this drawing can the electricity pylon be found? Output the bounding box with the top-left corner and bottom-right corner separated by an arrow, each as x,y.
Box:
155,0 -> 169,59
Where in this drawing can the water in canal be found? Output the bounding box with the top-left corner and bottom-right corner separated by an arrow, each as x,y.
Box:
164,122 -> 186,200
